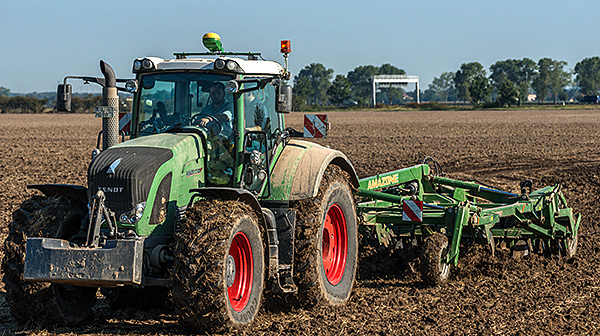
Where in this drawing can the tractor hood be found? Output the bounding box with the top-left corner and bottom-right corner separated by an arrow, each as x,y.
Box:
88,133 -> 205,222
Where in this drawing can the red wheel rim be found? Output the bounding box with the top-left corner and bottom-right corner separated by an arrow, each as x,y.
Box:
227,232 -> 253,312
322,203 -> 348,285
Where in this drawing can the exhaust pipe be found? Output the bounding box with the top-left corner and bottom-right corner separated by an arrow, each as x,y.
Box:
100,60 -> 119,150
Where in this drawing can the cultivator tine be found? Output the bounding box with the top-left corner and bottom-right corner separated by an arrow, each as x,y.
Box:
483,225 -> 495,257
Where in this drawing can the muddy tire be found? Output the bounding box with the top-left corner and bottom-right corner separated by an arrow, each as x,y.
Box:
1,195 -> 97,326
170,200 -> 264,332
293,165 -> 358,306
420,233 -> 451,286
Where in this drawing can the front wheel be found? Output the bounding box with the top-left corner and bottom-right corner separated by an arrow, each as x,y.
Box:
1,196 -> 96,326
170,200 -> 264,332
293,165 -> 358,306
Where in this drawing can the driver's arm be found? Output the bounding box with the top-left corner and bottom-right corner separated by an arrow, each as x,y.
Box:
197,110 -> 231,126
208,110 -> 232,123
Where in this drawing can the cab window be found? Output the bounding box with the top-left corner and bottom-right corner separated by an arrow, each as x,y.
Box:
243,81 -> 281,149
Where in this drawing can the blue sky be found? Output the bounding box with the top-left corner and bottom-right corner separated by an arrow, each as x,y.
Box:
2,0 -> 599,93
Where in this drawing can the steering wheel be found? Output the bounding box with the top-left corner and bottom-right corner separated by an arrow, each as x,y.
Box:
191,113 -> 209,126
191,113 -> 222,137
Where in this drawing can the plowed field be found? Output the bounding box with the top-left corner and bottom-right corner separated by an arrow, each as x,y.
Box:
2,109 -> 600,335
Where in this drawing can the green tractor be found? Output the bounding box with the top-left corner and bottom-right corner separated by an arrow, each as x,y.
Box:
2,34 -> 359,331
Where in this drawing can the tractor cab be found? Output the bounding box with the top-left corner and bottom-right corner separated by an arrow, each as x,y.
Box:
128,33 -> 292,192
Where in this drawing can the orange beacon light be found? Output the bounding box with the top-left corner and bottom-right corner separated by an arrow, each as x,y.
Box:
280,40 -> 291,54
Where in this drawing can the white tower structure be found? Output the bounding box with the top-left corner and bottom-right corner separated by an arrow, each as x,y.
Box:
372,75 -> 420,105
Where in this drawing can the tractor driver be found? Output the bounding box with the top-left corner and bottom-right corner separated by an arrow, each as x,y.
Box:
195,82 -> 233,138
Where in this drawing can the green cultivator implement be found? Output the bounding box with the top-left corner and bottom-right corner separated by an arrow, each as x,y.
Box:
357,163 -> 581,285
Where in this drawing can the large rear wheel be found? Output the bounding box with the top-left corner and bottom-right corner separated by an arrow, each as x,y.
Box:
170,200 -> 264,332
293,165 -> 358,306
1,196 -> 96,326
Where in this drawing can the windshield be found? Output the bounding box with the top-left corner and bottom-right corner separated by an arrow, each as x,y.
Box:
135,73 -> 235,136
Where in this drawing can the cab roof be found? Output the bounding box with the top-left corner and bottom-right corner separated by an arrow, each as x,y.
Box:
134,55 -> 285,76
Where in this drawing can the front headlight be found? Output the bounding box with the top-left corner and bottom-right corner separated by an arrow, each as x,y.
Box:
133,60 -> 142,72
142,58 -> 154,70
226,60 -> 242,72
125,80 -> 138,93
225,80 -> 239,93
120,202 -> 146,224
215,58 -> 226,70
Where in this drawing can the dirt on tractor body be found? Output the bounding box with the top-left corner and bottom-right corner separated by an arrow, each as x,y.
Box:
1,109 -> 600,335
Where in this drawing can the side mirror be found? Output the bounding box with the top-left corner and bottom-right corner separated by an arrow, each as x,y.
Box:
276,85 -> 292,113
57,84 -> 72,112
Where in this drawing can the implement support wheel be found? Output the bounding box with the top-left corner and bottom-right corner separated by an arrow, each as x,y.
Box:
170,200 -> 264,333
293,165 -> 358,306
420,233 -> 451,286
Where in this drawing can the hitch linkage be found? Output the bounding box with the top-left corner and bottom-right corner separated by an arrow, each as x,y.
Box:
86,190 -> 118,247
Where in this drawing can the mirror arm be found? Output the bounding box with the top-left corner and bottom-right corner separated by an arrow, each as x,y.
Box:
63,76 -> 134,93
63,76 -> 132,88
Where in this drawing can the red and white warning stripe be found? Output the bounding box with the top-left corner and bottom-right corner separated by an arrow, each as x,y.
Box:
119,112 -> 131,135
402,200 -> 423,222
304,114 -> 328,138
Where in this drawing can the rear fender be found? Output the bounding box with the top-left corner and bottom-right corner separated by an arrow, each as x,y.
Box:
269,139 -> 359,201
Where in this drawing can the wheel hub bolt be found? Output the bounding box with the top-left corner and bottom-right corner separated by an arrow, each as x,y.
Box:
226,255 -> 236,287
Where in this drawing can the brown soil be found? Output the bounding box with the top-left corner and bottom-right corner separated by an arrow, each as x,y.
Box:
2,109 -> 600,335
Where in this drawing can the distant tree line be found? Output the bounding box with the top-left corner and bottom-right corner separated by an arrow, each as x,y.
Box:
4,55 -> 600,112
425,58 -> 571,107
0,95 -> 47,113
0,86 -> 121,113
293,63 -> 407,109
293,56 -> 600,109
423,57 -> 600,107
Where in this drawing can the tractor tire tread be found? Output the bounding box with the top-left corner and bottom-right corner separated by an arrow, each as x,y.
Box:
1,195 -> 92,327
170,199 -> 263,333
292,165 -> 358,307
